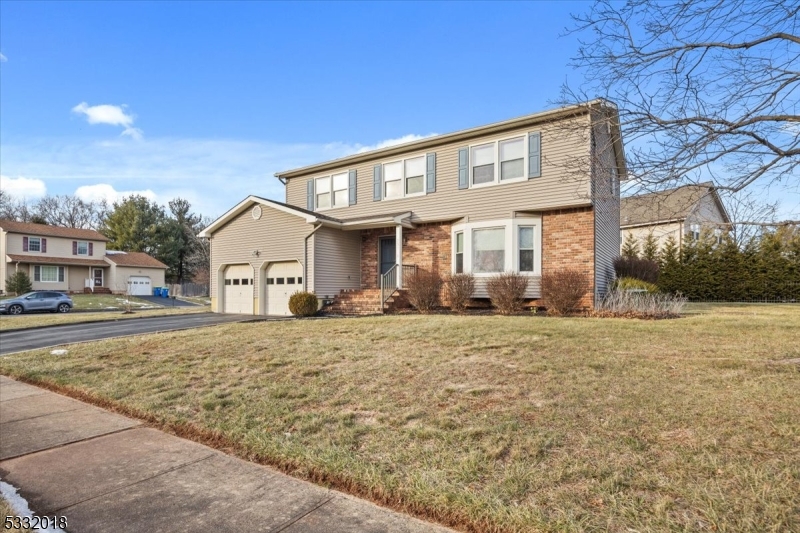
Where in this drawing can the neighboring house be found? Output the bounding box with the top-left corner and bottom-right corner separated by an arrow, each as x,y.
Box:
620,182 -> 731,253
0,220 -> 166,295
200,100 -> 626,315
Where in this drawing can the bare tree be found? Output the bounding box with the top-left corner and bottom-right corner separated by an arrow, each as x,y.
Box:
562,0 -> 800,194
33,195 -> 106,229
0,190 -> 34,222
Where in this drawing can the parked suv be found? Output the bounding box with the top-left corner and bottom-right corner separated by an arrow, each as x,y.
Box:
0,291 -> 74,314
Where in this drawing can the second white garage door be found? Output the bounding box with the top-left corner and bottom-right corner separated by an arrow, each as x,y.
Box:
223,264 -> 254,314
266,262 -> 302,315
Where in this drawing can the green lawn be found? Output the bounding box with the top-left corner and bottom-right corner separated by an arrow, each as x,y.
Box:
1,305 -> 797,532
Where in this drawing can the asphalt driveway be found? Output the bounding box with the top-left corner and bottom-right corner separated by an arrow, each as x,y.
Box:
0,313 -> 269,355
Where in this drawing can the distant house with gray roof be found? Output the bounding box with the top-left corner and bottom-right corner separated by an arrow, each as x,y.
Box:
620,182 -> 731,252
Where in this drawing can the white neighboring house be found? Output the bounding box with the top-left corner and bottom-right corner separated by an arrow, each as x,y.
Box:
0,219 -> 167,295
620,182 -> 731,252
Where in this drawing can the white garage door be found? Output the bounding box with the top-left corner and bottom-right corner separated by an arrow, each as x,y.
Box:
224,264 -> 254,314
266,262 -> 303,315
129,276 -> 152,296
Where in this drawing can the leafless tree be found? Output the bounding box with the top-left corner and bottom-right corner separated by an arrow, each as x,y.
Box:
561,0 -> 800,195
33,195 -> 106,229
0,190 -> 34,222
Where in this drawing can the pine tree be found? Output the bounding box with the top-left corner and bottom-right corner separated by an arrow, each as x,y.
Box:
656,236 -> 680,294
621,233 -> 640,258
642,232 -> 659,261
5,270 -> 32,296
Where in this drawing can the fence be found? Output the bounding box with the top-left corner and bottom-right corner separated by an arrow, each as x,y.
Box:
179,282 -> 209,297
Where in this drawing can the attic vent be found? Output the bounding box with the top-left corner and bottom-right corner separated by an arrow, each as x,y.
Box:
252,205 -> 262,220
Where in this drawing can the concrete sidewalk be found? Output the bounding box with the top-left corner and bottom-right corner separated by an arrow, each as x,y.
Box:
0,376 -> 454,533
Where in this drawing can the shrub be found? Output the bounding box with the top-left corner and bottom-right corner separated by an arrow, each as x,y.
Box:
405,270 -> 443,314
596,290 -> 686,319
541,268 -> 590,316
614,276 -> 660,294
446,273 -> 475,314
613,256 -> 659,284
5,270 -> 32,296
486,272 -> 529,315
288,291 -> 319,317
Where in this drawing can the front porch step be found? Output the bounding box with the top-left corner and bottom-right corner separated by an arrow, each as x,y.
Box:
84,287 -> 112,294
323,288 -> 410,316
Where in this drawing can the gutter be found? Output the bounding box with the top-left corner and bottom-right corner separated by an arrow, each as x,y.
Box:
303,225 -> 324,293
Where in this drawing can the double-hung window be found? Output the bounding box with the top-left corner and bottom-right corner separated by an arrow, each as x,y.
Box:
77,241 -> 89,255
518,227 -> 535,272
28,237 -> 41,252
383,155 -> 426,199
454,232 -> 464,273
470,136 -> 527,186
472,227 -> 505,273
34,265 -> 64,283
315,172 -> 349,210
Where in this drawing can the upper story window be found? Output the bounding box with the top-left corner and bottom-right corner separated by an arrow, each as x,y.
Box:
77,241 -> 89,255
690,224 -> 700,240
27,237 -> 41,252
314,171 -> 350,210
459,132 -> 539,190
382,155 -> 426,200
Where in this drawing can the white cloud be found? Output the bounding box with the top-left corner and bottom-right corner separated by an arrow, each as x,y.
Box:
71,102 -> 142,139
0,175 -> 47,199
0,53 -> 7,63
354,133 -> 438,154
74,183 -> 157,204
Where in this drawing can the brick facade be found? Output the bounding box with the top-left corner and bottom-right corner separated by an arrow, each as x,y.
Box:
360,223 -> 452,289
540,206 -> 595,308
356,208 -> 595,309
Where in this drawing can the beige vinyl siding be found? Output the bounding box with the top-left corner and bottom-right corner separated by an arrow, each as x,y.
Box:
4,234 -> 107,258
209,205 -> 311,301
312,227 -> 361,298
286,117 -> 591,223
28,264 -> 69,291
591,113 -> 621,301
68,266 -> 89,292
305,234 -> 315,293
112,266 -> 165,292
473,277 -> 541,299
622,222 -> 683,253
686,194 -> 728,228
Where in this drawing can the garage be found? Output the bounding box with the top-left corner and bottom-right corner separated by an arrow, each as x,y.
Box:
128,276 -> 152,296
223,264 -> 254,314
265,261 -> 302,315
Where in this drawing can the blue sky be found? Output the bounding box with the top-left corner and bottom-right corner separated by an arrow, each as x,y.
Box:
1,1 -> 797,219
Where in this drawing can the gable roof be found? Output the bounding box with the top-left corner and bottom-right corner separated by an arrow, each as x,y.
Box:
0,219 -> 110,241
275,99 -> 627,181
199,196 -> 332,238
620,182 -> 730,227
6,254 -> 108,267
104,251 -> 167,269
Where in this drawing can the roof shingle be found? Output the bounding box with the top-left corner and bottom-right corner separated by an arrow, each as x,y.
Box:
0,219 -> 109,241
620,183 -> 719,227
104,252 -> 167,269
6,254 -> 108,267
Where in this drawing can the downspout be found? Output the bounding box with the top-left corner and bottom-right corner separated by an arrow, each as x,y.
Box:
303,224 -> 323,293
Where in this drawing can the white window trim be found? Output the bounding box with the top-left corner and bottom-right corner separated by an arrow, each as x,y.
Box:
469,134 -> 528,189
451,217 -> 542,277
27,236 -> 42,252
314,171 -> 351,211
380,152 -> 429,202
77,241 -> 89,256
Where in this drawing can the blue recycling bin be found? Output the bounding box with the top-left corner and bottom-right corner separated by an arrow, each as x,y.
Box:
153,288 -> 160,296
162,287 -> 169,298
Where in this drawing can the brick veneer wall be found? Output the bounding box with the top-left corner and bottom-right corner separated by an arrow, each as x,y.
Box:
540,206 -> 595,308
360,223 -> 452,290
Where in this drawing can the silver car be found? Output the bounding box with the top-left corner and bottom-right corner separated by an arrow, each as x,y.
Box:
0,291 -> 74,315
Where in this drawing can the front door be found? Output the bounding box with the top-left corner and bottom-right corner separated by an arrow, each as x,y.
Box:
93,268 -> 103,287
379,237 -> 396,278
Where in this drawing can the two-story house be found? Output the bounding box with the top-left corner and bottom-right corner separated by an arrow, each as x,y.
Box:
620,182 -> 731,253
0,220 -> 167,295
200,100 -> 626,315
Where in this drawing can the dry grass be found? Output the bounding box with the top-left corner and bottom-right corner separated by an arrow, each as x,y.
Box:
1,304 -> 798,532
0,496 -> 31,533
0,306 -> 208,331
69,294 -> 163,311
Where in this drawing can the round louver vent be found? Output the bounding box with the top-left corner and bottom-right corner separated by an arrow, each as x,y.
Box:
252,205 -> 262,220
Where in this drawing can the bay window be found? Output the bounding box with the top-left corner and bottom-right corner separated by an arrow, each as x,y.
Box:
472,228 -> 505,273
452,218 -> 541,277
